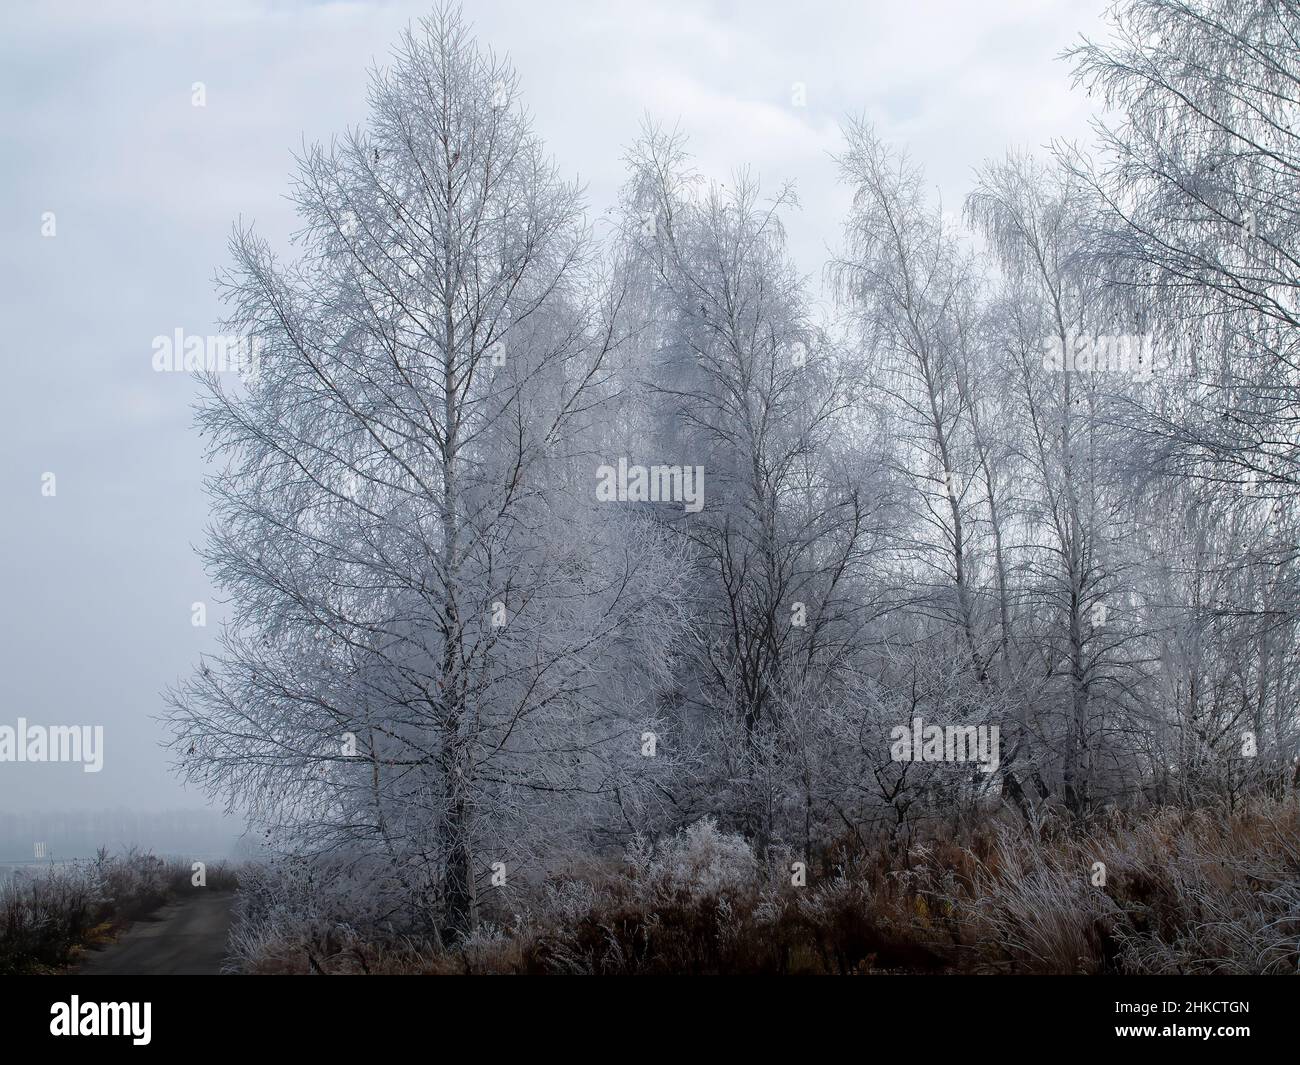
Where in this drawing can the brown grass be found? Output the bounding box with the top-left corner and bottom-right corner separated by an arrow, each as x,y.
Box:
234,801 -> 1300,975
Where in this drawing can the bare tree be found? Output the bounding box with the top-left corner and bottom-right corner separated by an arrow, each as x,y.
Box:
831,122 -> 993,678
1065,0 -> 1300,791
616,124 -> 881,851
165,7 -> 688,940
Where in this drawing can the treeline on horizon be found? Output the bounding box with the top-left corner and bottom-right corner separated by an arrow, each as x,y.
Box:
0,810 -> 240,862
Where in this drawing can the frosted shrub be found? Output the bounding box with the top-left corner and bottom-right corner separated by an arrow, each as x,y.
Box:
543,878 -> 598,925
645,818 -> 758,897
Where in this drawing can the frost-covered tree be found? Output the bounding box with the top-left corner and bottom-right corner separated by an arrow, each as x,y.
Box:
831,124 -> 991,673
1065,0 -> 1300,795
614,125 -> 882,851
165,7 -> 687,939
966,152 -> 1155,817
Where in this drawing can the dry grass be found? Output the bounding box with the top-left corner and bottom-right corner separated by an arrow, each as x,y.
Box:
233,801 -> 1300,975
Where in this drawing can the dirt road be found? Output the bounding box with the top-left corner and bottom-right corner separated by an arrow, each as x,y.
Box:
77,891 -> 235,976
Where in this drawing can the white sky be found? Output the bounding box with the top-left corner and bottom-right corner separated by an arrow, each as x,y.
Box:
0,0 -> 1111,814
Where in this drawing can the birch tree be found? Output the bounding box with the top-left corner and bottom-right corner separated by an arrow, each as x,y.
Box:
166,7 -> 687,939
1066,0 -> 1300,794
616,125 -> 880,850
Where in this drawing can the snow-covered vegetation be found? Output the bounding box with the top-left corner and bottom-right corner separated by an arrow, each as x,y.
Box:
164,0 -> 1300,971
0,850 -> 238,974
227,802 -> 1300,974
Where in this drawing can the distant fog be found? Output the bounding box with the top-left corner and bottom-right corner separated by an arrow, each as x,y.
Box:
0,808 -> 247,863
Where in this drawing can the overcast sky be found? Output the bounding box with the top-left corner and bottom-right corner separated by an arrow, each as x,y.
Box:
0,0 -> 1109,817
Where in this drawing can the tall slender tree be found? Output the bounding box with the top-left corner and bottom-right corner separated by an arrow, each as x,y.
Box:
166,7 -> 687,939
